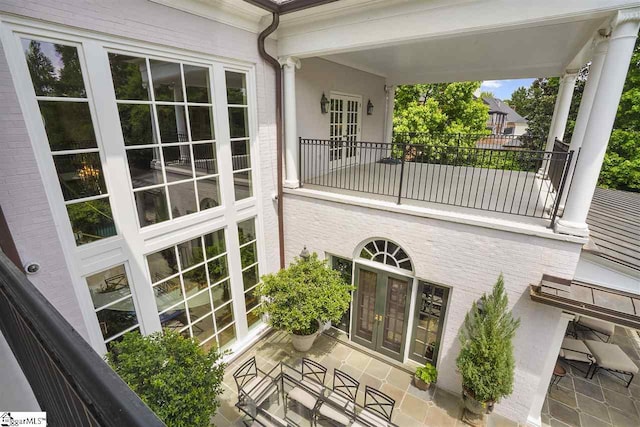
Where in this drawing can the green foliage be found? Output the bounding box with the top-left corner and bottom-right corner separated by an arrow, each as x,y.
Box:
257,253 -> 355,335
415,363 -> 438,384
393,82 -> 489,137
456,274 -> 520,403
106,330 -> 226,427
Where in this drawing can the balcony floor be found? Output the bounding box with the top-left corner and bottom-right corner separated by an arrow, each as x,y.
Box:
302,162 -> 556,223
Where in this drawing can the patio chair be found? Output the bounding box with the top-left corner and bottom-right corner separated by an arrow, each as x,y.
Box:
558,337 -> 595,377
352,386 -> 395,427
584,339 -> 639,388
286,358 -> 327,419
315,369 -> 359,426
233,357 -> 279,406
574,316 -> 615,342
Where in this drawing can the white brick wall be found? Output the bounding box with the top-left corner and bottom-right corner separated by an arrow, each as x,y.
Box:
0,0 -> 280,332
284,193 -> 582,424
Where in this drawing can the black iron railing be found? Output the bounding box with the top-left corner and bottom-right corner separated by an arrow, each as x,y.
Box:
393,132 -> 545,151
0,251 -> 165,427
299,138 -> 574,223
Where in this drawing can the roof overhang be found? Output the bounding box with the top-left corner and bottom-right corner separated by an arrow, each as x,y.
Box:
530,275 -> 640,329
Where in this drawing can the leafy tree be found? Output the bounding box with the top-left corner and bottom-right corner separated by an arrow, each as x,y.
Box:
456,274 -> 520,404
106,330 -> 226,427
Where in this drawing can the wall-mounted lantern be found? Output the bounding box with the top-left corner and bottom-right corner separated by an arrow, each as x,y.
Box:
320,93 -> 330,114
367,99 -> 374,115
299,246 -> 310,261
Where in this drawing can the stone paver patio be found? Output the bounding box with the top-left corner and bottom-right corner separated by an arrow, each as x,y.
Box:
542,326 -> 640,427
213,329 -> 518,426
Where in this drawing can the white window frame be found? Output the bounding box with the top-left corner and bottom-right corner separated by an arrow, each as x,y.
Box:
329,91 -> 362,170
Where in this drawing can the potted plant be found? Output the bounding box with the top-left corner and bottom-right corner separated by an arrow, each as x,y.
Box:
414,362 -> 437,390
257,253 -> 354,351
456,274 -> 520,424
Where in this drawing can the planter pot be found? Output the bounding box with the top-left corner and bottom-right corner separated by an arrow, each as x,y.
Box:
462,387 -> 495,415
291,330 -> 318,351
413,376 -> 431,391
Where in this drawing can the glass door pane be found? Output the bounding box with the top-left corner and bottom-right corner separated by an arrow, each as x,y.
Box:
409,282 -> 450,365
354,269 -> 377,344
380,277 -> 409,355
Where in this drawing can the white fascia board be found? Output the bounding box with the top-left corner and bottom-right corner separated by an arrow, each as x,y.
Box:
277,0 -> 640,57
149,0 -> 270,34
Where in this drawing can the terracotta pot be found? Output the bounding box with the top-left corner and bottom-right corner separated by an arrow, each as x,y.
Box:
413,375 -> 431,391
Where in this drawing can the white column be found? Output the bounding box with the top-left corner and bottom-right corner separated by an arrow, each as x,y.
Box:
281,56 -> 301,188
557,11 -> 640,236
527,312 -> 574,427
542,71 -> 578,155
384,85 -> 395,144
558,37 -> 609,209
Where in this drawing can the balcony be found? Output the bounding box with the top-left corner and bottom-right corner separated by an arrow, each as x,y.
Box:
299,135 -> 574,227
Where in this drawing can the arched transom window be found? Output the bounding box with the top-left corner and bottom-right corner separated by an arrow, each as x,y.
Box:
359,239 -> 413,271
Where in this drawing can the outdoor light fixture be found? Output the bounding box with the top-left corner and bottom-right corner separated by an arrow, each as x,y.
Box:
299,246 -> 310,261
320,92 -> 330,114
367,99 -> 374,115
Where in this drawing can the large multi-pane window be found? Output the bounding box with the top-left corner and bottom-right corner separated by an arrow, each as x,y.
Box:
226,71 -> 253,201
85,265 -> 139,344
21,38 -> 116,245
146,229 -> 236,350
409,281 -> 450,365
330,255 -> 353,334
237,218 -> 262,329
108,54 -> 220,227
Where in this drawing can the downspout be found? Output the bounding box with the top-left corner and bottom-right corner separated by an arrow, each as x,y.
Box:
258,13 -> 285,269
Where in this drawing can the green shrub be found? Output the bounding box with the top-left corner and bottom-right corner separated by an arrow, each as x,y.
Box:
106,330 -> 226,427
415,363 -> 438,384
456,274 -> 520,403
257,253 -> 355,335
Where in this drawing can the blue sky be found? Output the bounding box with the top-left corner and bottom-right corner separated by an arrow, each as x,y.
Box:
480,79 -> 535,100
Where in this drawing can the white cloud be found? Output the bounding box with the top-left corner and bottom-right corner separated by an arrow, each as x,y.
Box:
481,80 -> 502,89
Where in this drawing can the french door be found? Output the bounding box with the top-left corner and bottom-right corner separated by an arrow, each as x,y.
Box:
329,93 -> 361,169
351,265 -> 412,361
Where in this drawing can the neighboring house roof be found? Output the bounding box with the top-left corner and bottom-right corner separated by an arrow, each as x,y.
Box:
482,96 -> 527,123
585,188 -> 640,273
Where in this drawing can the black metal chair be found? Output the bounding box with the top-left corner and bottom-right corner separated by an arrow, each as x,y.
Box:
315,369 -> 359,426
353,386 -> 395,426
233,356 -> 279,407
285,358 -> 327,420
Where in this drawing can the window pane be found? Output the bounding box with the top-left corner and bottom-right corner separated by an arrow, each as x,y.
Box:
204,230 -> 225,259
226,71 -> 246,105
157,105 -> 188,143
117,104 -> 155,146
153,277 -> 183,312
189,106 -> 214,141
150,60 -> 183,102
207,255 -> 228,285
247,309 -> 261,329
86,265 -> 130,310
183,265 -> 208,295
218,325 -> 236,348
108,54 -> 150,101
167,181 -> 197,218
237,219 -> 256,245
38,101 -> 96,151
240,241 -> 257,269
163,146 -> 194,182
187,290 -> 211,321
178,237 -> 204,270
234,170 -> 252,200
231,139 -> 250,171
53,152 -> 107,201
96,297 -> 137,340
147,247 -> 178,282
228,107 -> 248,138
184,65 -> 211,103
215,303 -> 234,331
242,264 -> 259,291
192,313 -> 215,343
160,303 -> 188,331
66,198 -> 116,245
245,287 -> 259,311
197,177 -> 220,211
134,188 -> 169,226
22,39 -> 86,98
126,148 -> 163,188
211,280 -> 231,308
193,143 -> 218,176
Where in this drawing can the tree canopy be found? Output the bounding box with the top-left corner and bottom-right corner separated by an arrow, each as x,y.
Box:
393,82 -> 489,139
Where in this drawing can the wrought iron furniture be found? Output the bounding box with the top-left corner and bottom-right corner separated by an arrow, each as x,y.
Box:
315,369 -> 360,426
584,339 -> 639,388
574,316 -> 615,342
234,357 -> 280,406
549,361 -> 566,391
352,386 -> 395,427
286,358 -> 328,419
558,337 -> 595,377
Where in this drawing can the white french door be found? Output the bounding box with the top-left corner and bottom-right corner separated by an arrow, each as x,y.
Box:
329,93 -> 361,169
